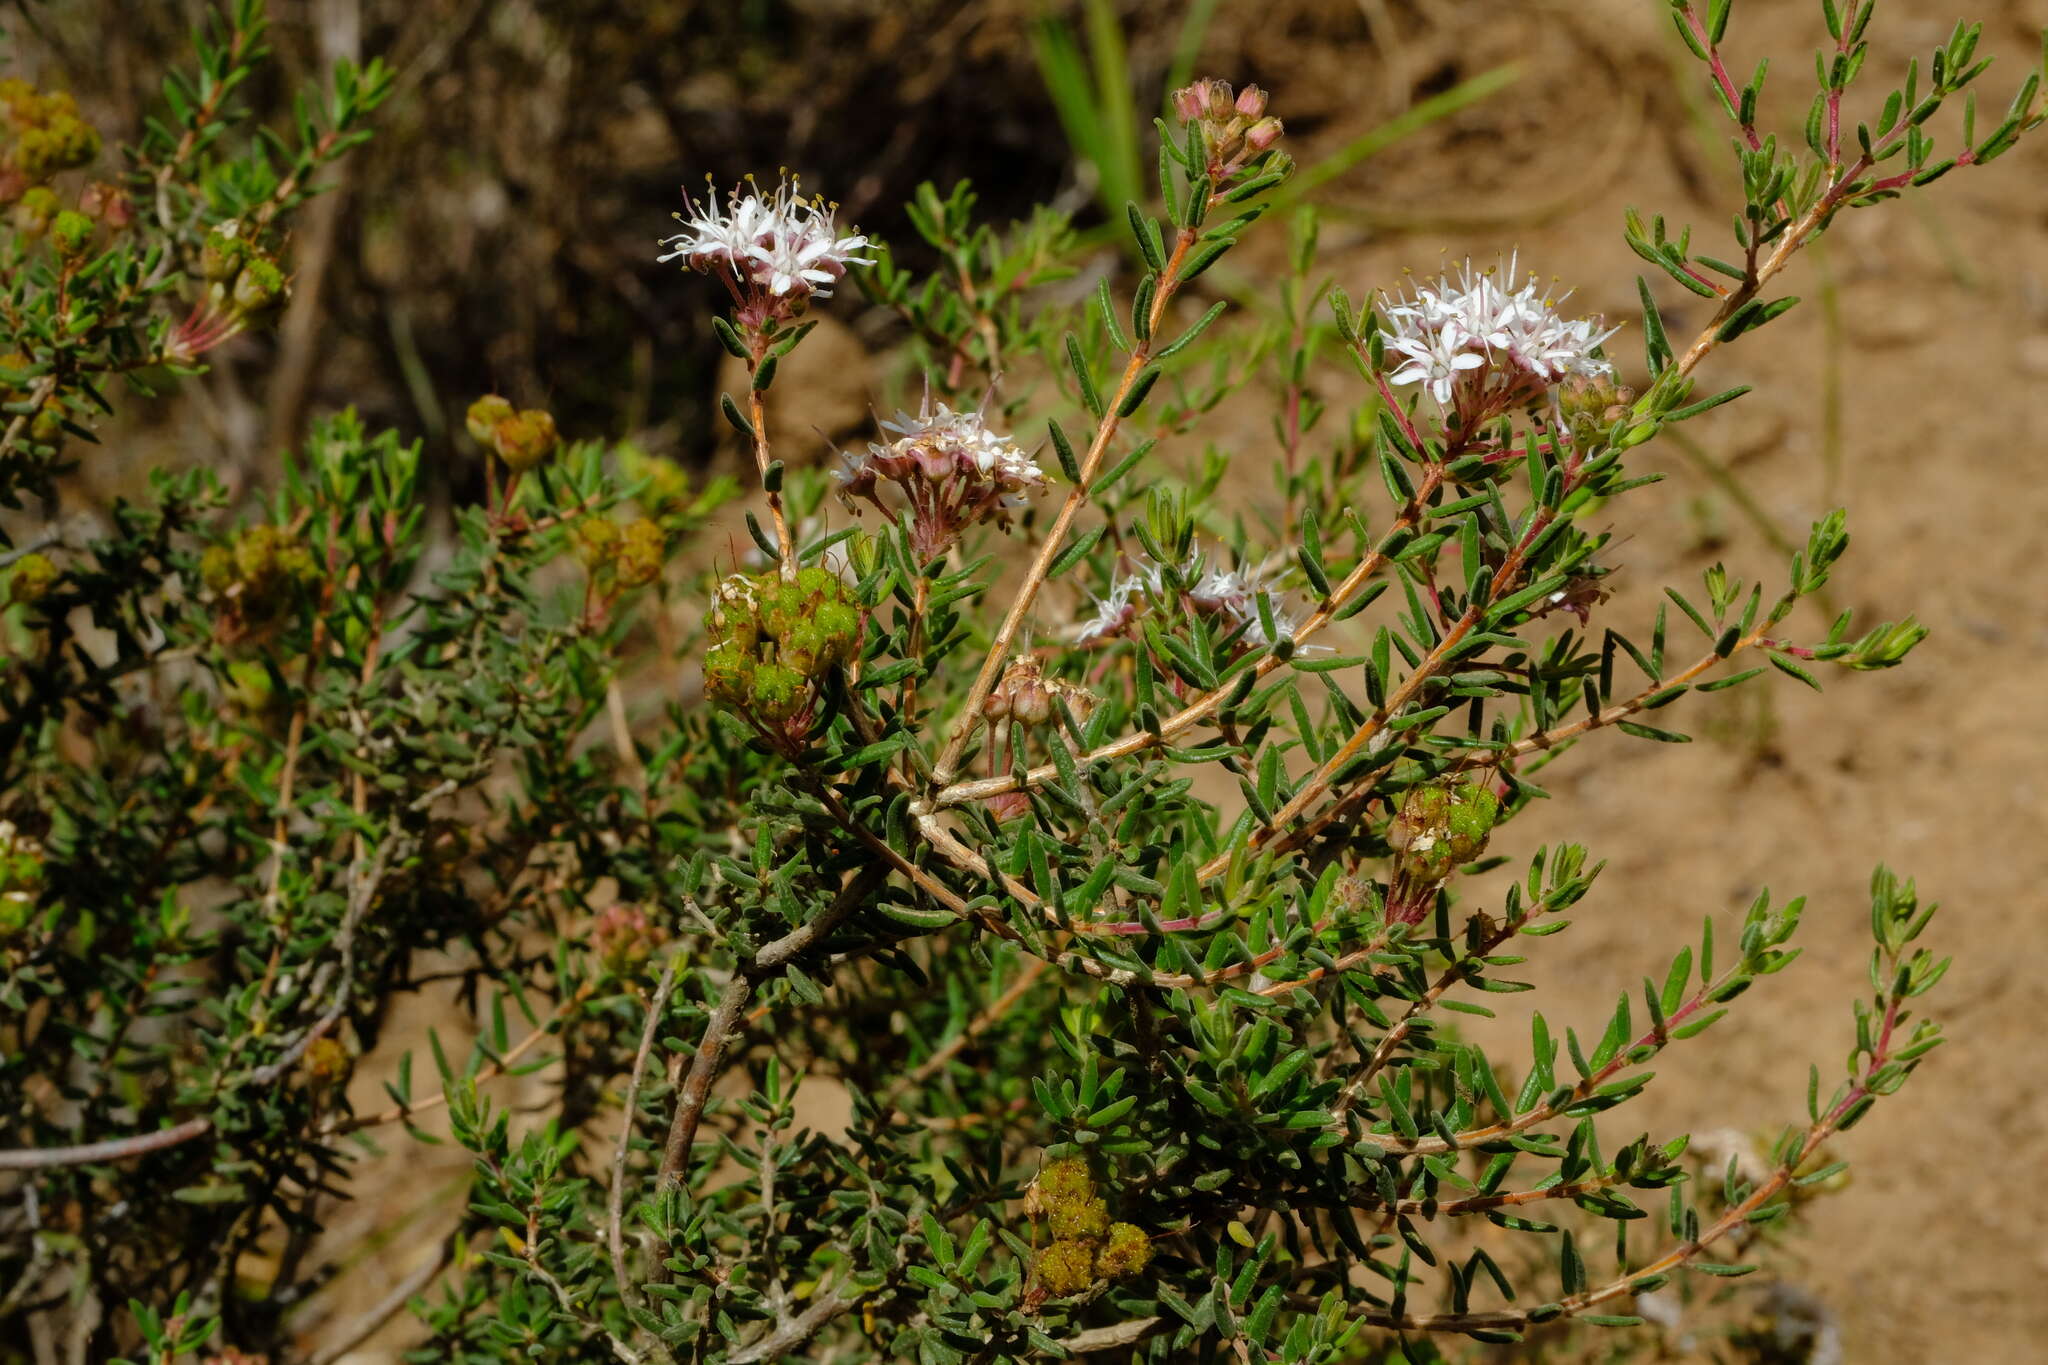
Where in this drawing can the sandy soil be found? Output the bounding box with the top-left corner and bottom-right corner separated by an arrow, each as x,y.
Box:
1245,1 -> 2048,1359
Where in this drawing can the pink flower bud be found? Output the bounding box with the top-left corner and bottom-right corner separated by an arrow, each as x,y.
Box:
1235,85 -> 1268,118
1246,117 -> 1284,152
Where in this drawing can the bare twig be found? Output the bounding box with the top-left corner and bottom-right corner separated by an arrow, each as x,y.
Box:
726,1286 -> 860,1365
655,868 -> 882,1193
0,1117 -> 211,1172
929,190 -> 1226,790
0,841 -> 398,1170
609,955 -> 681,1317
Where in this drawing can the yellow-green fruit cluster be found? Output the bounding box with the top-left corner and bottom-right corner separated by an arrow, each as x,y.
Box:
6,552 -> 57,606
1388,779 -> 1500,882
465,394 -> 558,472
0,81 -> 101,181
573,516 -> 667,589
702,568 -> 860,724
0,818 -> 44,938
199,524 -> 320,623
198,223 -> 287,322
1032,1158 -> 1151,1296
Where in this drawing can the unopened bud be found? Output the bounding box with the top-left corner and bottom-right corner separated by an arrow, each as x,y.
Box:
300,1036 -> 350,1089
1036,1239 -> 1097,1296
47,209 -> 89,259
1036,1156 -> 1095,1208
1245,117 -> 1284,152
1097,1223 -> 1153,1279
1443,780 -> 1499,863
200,223 -> 246,283
592,903 -> 665,974
1048,1193 -> 1110,1240
572,515 -> 621,568
15,115 -> 99,180
615,519 -> 665,588
1235,85 -> 1268,118
79,182 -> 134,228
465,394 -> 515,448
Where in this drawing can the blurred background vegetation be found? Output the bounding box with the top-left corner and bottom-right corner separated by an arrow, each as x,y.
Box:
15,0 -> 1557,505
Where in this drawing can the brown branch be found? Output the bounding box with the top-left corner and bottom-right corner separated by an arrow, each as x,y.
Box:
0,1116 -> 211,1172
655,867 -> 883,1191
655,974 -> 751,1192
929,200 -> 1218,790
927,467 -> 1445,810
726,1285 -> 860,1364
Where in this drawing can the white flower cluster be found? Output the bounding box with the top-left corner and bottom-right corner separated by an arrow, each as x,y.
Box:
1381,256 -> 1617,414
874,402 -> 1046,490
1077,553 -> 1303,650
659,174 -> 871,299
835,395 -> 1046,559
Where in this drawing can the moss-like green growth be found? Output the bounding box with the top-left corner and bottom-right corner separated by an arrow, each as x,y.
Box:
1047,1194 -> 1110,1241
1035,1238 -> 1097,1296
201,524 -> 321,624
1096,1223 -> 1153,1279
1030,1156 -> 1150,1294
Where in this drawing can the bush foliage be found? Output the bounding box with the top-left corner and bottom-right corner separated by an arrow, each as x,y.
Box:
0,2 -> 2039,1361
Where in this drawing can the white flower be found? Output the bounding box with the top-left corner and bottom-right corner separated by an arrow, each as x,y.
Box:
836,393 -> 1045,559
1381,256 -> 1617,415
877,401 -> 1044,491
1075,575 -> 1143,643
1075,550 -> 1315,652
660,175 -> 871,299
1386,319 -> 1488,406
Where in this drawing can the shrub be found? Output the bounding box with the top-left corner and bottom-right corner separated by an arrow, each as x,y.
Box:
0,2 -> 2039,1361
